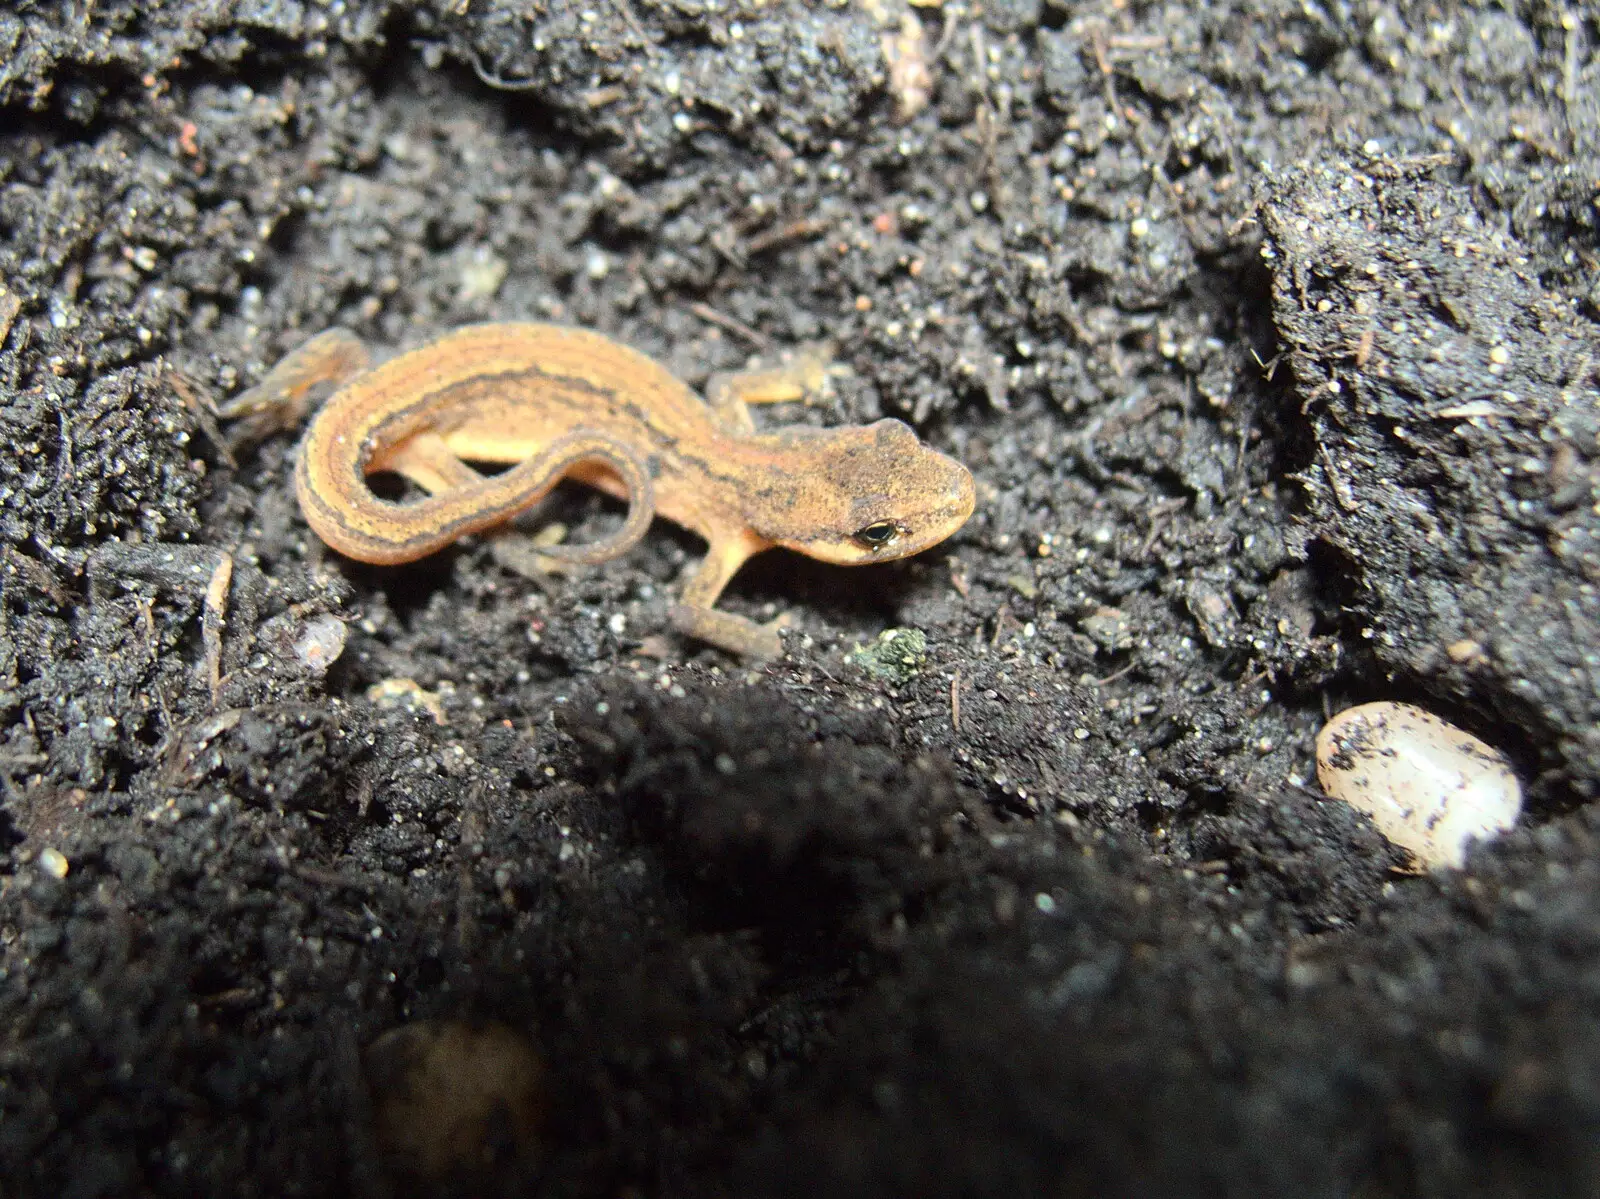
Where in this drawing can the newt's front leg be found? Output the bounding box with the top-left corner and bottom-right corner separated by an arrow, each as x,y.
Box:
672,345 -> 835,656
704,343 -> 836,434
670,532 -> 789,659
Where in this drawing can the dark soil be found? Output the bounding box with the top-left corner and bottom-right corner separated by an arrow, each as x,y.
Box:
3,0 -> 1599,1195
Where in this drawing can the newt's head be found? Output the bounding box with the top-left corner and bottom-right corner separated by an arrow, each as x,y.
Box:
757,419 -> 975,565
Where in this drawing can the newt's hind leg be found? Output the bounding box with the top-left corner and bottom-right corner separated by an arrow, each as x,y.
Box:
221,328 -> 371,442
374,431 -> 485,494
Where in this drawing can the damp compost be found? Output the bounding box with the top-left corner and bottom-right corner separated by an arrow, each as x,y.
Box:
2,1 -> 1599,1195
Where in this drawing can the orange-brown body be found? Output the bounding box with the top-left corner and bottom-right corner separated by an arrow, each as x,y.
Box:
230,322 -> 975,656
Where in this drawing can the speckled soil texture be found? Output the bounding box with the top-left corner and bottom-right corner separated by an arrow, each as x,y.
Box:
2,0 -> 1599,1195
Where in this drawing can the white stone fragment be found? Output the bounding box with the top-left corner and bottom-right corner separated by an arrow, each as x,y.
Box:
39,847 -> 69,879
1315,701 -> 1521,870
294,614 -> 348,674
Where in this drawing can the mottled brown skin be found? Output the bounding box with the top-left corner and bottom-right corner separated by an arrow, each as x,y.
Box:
230,322 -> 976,657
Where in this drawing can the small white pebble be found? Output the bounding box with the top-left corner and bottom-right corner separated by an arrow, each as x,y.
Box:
295,614 -> 348,673
1315,701 -> 1521,870
39,847 -> 69,879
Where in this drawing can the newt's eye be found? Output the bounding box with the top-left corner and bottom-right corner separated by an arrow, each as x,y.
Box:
853,520 -> 902,549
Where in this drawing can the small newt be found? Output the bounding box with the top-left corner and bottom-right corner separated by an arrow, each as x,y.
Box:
228,322 -> 975,658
